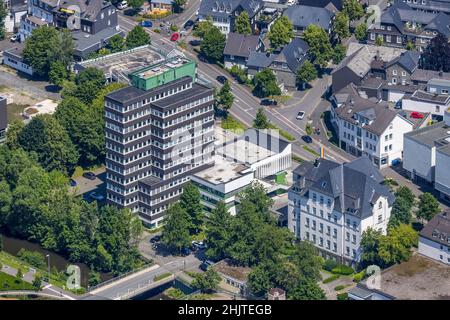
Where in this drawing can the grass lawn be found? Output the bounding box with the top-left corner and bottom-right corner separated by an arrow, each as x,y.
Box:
0,271 -> 35,291
292,155 -> 305,163
302,145 -> 320,157
154,272 -> 172,282
221,116 -> 247,132
165,287 -> 185,300
7,103 -> 28,123
267,124 -> 296,141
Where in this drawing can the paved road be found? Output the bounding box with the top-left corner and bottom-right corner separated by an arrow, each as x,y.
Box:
161,0 -> 201,26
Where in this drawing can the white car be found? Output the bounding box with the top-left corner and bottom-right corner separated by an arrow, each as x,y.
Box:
296,111 -> 305,120
89,191 -> 105,201
10,34 -> 19,42
117,1 -> 128,9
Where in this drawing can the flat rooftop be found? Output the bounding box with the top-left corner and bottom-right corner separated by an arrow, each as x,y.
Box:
194,155 -> 250,185
369,254 -> 450,300
75,45 -> 165,82
405,121 -> 450,147
132,56 -> 191,80
216,139 -> 276,165
213,259 -> 252,283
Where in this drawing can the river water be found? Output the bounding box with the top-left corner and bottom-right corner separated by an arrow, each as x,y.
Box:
0,232 -> 112,287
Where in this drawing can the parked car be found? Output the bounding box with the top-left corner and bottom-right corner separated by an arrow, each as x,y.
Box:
117,0 -> 127,9
302,135 -> 313,143
140,20 -> 152,28
192,240 -> 207,250
198,55 -> 207,62
261,99 -> 277,106
150,235 -> 161,243
10,34 -> 19,42
89,191 -> 104,201
200,260 -> 215,272
189,39 -> 201,46
181,247 -> 191,256
82,172 -> 96,180
184,20 -> 194,29
216,75 -> 227,84
314,127 -> 321,135
296,111 -> 305,120
394,100 -> 402,109
170,32 -> 179,41
69,179 -> 77,187
411,111 -> 424,119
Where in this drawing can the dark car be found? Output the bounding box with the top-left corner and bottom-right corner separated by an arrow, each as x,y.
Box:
314,127 -> 321,135
261,99 -> 277,106
198,55 -> 207,62
181,247 -> 191,256
189,39 -> 201,46
82,172 -> 96,180
150,235 -> 161,243
69,179 -> 77,187
302,135 -> 313,143
200,260 -> 215,272
184,20 -> 194,29
216,75 -> 227,84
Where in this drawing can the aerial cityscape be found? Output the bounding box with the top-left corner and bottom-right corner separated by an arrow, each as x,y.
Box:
0,0 -> 449,305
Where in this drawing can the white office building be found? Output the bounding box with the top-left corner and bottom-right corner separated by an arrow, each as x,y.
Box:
288,156 -> 395,266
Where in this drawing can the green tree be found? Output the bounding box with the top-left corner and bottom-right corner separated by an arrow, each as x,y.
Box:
200,26 -> 226,61
126,25 -> 151,49
191,268 -> 221,293
333,12 -> 350,41
180,182 -> 203,234
0,0 -> 7,40
303,25 -> 333,67
378,224 -> 417,265
161,203 -> 191,254
248,264 -> 272,296
235,11 -> 252,35
23,26 -> 73,78
406,41 -> 415,51
49,61 -> 68,87
296,60 -> 318,87
240,181 -> 274,224
18,115 -> 79,175
375,35 -> 383,46
32,275 -> 43,291
288,279 -> 326,300
5,120 -> 24,150
193,18 -> 214,38
333,44 -> 347,64
216,80 -> 234,114
173,0 -> 186,12
360,228 -> 383,267
355,23 -> 367,41
205,201 -> 233,261
395,186 -> 415,208
268,16 -> 294,49
72,67 -> 106,104
107,34 -> 125,53
16,269 -> 23,279
417,192 -> 440,222
291,241 -> 322,282
253,69 -> 281,98
88,270 -> 101,287
388,197 -> 412,228
0,180 -> 12,227
253,108 -> 270,129
128,0 -> 144,9
343,0 -> 365,22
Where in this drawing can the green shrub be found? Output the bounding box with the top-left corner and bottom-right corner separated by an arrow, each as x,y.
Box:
322,274 -> 340,284
353,269 -> 366,282
170,24 -> 178,32
153,28 -> 161,34
323,259 -> 338,272
17,249 -> 45,269
337,292 -> 348,300
334,285 -> 346,291
331,265 -> 355,276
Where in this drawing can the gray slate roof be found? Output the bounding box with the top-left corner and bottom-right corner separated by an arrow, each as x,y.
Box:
247,37 -> 309,72
223,33 -> 260,58
333,84 -> 407,136
293,156 -> 394,219
283,5 -> 334,30
386,50 -> 420,74
199,0 -> 262,19
420,211 -> 450,247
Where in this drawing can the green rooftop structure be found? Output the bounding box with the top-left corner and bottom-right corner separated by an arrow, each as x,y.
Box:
129,57 -> 197,91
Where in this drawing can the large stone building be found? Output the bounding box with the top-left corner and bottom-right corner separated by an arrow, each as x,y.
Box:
288,156 -> 395,266
104,57 -> 215,227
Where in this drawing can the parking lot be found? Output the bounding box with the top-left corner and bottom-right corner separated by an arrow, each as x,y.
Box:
70,167 -> 106,203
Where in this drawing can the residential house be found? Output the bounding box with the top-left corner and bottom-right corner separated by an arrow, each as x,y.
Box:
411,69 -> 450,85
297,0 -> 342,11
348,283 -> 395,300
149,0 -> 173,12
403,109 -> 450,203
4,0 -> 28,33
368,1 -> 450,51
19,0 -> 122,59
330,84 -> 415,168
246,37 -> 309,90
198,0 -> 263,35
288,156 -> 395,266
2,44 -> 33,76
405,0 -> 450,15
212,258 -> 252,296
223,32 -> 263,69
418,210 -> 450,265
283,5 -> 335,36
331,42 -> 405,93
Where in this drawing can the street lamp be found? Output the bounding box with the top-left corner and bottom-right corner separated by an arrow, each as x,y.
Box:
45,254 -> 50,283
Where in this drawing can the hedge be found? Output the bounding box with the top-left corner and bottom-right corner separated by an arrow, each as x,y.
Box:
322,274 -> 340,284
334,285 -> 346,291
337,292 -> 348,300
323,259 -> 338,272
331,265 -> 355,276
